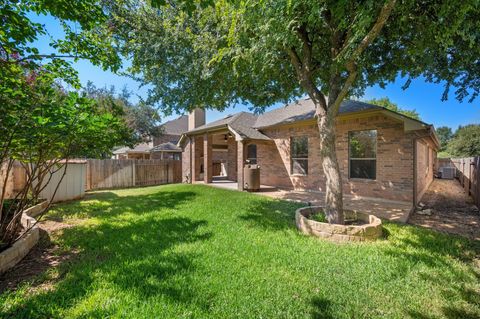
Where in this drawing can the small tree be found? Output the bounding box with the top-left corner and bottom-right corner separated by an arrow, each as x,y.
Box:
0,66 -> 132,250
364,97 -> 420,120
447,125 -> 480,157
102,0 -> 480,223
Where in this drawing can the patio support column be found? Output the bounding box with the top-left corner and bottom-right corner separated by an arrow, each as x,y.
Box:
237,140 -> 245,191
191,137 -> 197,182
204,133 -> 213,183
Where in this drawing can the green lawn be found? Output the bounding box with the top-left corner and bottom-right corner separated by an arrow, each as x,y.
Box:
1,184 -> 479,318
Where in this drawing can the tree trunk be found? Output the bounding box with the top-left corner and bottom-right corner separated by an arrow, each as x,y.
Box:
315,105 -> 344,224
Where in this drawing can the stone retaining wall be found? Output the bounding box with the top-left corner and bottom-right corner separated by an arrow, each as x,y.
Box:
0,200 -> 47,274
295,206 -> 383,242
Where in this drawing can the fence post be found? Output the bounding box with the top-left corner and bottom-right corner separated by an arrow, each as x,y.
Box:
167,162 -> 170,183
132,160 -> 136,187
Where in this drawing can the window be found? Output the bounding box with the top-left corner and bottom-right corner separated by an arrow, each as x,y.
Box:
291,136 -> 308,175
247,144 -> 257,164
349,130 -> 377,179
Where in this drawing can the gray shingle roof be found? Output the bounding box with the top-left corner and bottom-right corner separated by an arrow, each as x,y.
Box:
254,98 -> 383,128
161,115 -> 188,135
186,112 -> 270,140
184,98 -> 389,140
112,142 -> 152,154
150,142 -> 182,152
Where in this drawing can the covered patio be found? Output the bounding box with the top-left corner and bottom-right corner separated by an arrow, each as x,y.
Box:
180,112 -> 271,190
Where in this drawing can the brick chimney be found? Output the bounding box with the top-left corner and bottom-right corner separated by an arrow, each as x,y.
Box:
188,108 -> 206,130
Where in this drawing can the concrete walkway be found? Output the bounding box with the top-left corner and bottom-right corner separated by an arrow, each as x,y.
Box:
199,179 -> 412,222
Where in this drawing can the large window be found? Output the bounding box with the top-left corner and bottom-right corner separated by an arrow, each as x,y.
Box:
291,136 -> 308,175
247,144 -> 257,164
349,130 -> 377,179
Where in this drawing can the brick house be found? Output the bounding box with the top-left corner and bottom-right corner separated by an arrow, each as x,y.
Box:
151,115 -> 188,160
179,98 -> 439,205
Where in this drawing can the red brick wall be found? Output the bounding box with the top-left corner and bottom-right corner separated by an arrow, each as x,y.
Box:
257,114 -> 416,202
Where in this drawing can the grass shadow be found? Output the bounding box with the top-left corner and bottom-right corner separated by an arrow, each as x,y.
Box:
238,198 -> 303,231
311,297 -> 335,319
0,188 -> 213,318
45,190 -> 197,221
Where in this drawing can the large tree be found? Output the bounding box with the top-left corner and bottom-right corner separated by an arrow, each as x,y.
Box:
83,82 -> 163,144
102,0 -> 480,224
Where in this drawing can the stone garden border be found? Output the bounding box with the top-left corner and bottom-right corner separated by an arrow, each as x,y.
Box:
0,200 -> 48,274
295,206 -> 383,242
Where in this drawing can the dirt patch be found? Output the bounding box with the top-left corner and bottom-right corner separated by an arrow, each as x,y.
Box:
409,179 -> 480,240
0,220 -> 78,293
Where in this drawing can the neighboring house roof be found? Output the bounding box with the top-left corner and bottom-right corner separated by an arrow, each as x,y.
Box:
150,142 -> 182,153
254,98 -> 383,128
161,115 -> 188,135
113,142 -> 153,154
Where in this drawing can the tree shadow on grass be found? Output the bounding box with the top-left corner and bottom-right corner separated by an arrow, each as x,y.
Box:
45,190 -> 197,222
0,189 -> 214,318
237,198 -> 303,231
311,297 -> 336,319
382,223 -> 480,318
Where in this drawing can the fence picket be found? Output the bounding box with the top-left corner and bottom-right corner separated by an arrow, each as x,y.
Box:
85,159 -> 181,191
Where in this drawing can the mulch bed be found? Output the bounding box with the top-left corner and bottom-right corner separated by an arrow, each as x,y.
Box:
409,178 -> 480,241
0,221 -> 77,293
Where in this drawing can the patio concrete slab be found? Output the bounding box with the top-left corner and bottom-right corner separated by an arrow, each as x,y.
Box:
198,179 -> 413,222
260,189 -> 413,223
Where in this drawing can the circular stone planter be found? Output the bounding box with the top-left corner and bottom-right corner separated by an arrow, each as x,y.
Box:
295,206 -> 382,242
0,200 -> 48,274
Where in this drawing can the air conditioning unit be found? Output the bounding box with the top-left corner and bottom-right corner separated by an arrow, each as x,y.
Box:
440,167 -> 456,179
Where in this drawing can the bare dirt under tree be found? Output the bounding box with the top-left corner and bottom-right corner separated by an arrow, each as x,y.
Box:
409,179 -> 480,240
0,219 -> 77,293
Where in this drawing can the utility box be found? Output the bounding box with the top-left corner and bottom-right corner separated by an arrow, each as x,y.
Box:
439,167 -> 456,179
244,164 -> 260,192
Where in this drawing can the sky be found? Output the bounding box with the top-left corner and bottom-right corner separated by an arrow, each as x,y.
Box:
28,13 -> 480,130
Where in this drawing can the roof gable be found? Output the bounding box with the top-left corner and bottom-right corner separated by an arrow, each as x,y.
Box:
161,115 -> 188,135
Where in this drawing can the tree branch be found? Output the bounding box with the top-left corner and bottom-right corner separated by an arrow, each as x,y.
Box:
350,0 -> 396,62
329,0 -> 397,116
286,46 -> 327,112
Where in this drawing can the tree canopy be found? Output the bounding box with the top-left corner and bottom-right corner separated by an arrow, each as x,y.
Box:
446,125 -> 480,157
83,82 -> 162,143
364,97 -> 420,120
102,0 -> 480,113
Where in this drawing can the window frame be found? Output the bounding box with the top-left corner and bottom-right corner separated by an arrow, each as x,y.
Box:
246,144 -> 257,164
290,136 -> 309,176
348,129 -> 377,180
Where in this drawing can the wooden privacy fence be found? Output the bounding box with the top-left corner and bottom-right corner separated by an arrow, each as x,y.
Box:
86,159 -> 181,191
437,157 -> 480,207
